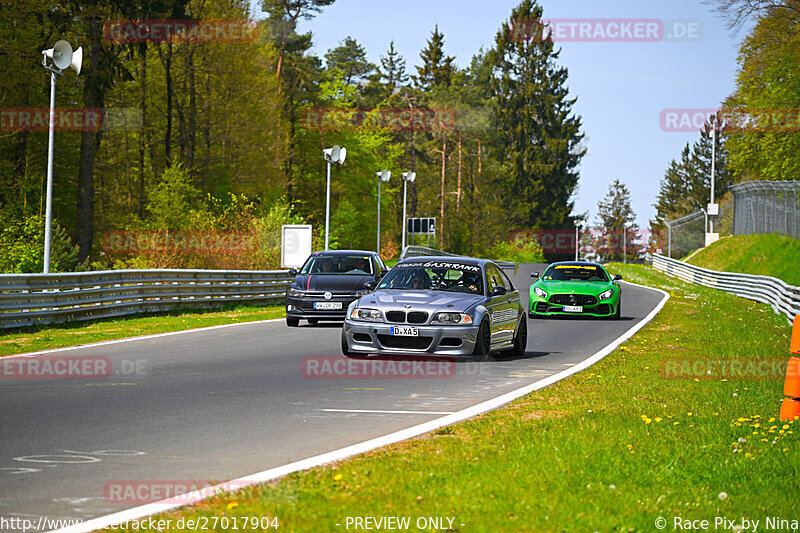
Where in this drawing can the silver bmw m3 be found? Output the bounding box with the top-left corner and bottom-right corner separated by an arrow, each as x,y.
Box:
341,257 -> 527,358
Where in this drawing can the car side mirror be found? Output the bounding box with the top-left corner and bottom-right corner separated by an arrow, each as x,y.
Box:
490,285 -> 507,297
613,274 -> 622,281
530,272 -> 539,278
363,280 -> 378,291
288,268 -> 298,276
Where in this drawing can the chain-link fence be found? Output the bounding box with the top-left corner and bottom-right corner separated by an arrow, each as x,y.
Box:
663,197 -> 733,259
731,181 -> 800,239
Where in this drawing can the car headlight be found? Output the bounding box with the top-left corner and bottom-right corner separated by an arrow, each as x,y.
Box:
350,308 -> 382,321
533,287 -> 547,299
288,288 -> 306,297
351,289 -> 372,298
433,312 -> 473,325
599,289 -> 614,300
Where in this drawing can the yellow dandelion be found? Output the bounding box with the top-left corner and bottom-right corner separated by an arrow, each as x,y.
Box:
227,502 -> 239,510
334,473 -> 343,481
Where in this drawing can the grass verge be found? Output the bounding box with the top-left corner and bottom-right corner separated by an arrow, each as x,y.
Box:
687,233 -> 800,286
0,304 -> 283,357
127,263 -> 798,532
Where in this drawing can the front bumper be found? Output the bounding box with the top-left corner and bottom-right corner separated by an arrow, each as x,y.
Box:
343,319 -> 480,356
286,295 -> 357,320
528,296 -> 617,318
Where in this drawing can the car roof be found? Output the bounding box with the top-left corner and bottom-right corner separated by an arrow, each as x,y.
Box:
310,250 -> 377,256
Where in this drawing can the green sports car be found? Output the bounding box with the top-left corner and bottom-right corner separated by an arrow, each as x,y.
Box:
528,262 -> 622,319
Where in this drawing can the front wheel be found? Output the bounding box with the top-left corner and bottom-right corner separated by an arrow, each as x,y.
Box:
286,317 -> 299,327
508,317 -> 527,356
341,329 -> 352,356
613,298 -> 621,319
472,319 -> 492,360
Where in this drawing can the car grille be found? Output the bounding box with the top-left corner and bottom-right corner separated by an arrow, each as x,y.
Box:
407,311 -> 428,324
549,294 -> 597,306
385,310 -> 430,324
386,311 -> 406,323
377,335 -> 433,350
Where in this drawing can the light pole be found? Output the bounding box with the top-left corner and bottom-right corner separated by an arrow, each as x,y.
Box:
401,172 -> 416,252
709,122 -> 717,234
322,145 -> 346,250
575,219 -> 586,261
40,40 -> 82,273
623,221 -> 634,264
375,170 -> 391,253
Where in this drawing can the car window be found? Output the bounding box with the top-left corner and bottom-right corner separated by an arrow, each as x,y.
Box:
300,255 -> 374,275
543,265 -> 609,282
486,265 -> 503,294
377,261 -> 483,294
500,269 -> 515,291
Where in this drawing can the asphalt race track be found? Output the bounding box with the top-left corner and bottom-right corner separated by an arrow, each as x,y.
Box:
0,263 -> 665,528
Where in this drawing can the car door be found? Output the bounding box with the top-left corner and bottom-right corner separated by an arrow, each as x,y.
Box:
485,264 -> 515,345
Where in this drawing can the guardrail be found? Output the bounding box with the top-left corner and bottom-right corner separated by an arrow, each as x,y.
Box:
652,254 -> 800,322
0,269 -> 292,329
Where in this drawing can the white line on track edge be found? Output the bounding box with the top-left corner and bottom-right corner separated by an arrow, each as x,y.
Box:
2,318 -> 285,359
49,280 -> 669,533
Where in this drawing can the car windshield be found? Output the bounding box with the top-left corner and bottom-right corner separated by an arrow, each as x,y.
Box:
376,261 -> 483,294
300,255 -> 373,275
543,265 -> 609,282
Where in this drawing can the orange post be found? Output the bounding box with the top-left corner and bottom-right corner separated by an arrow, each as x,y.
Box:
781,315 -> 800,421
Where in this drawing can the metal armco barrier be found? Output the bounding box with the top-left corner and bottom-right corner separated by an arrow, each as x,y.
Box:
0,269 -> 292,328
652,254 -> 800,323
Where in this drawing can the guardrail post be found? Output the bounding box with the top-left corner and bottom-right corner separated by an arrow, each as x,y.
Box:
780,314 -> 800,421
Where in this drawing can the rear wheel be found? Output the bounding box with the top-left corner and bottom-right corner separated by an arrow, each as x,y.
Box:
286,317 -> 299,327
508,317 -> 527,356
472,319 -> 492,360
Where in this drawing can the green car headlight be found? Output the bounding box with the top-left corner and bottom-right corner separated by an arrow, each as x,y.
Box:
599,289 -> 614,300
534,287 -> 547,299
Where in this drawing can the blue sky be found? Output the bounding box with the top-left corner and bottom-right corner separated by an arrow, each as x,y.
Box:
252,0 -> 748,229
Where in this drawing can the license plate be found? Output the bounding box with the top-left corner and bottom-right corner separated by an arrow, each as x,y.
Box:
563,305 -> 583,313
314,301 -> 342,310
390,326 -> 419,336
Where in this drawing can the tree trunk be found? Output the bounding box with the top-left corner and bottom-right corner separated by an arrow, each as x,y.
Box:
457,133 -> 462,215
138,46 -> 147,217
77,17 -> 107,263
440,135 -> 446,248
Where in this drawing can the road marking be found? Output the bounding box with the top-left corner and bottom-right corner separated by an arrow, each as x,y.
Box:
342,387 -> 384,391
48,280 -> 669,533
321,409 -> 456,415
2,319 -> 284,358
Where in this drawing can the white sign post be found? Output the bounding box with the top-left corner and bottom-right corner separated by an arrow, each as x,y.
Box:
281,225 -> 312,268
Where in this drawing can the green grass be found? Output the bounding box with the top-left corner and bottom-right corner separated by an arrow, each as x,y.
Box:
687,234 -> 800,286
0,304 -> 284,357
127,263 -> 798,532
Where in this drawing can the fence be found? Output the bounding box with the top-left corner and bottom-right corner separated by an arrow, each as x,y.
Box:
731,180 -> 800,239
652,254 -> 800,323
663,197 -> 733,259
0,269 -> 292,329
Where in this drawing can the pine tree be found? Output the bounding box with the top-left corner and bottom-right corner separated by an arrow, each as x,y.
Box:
414,25 -> 455,90
324,36 -> 375,86
595,179 -> 637,261
379,40 -> 409,94
489,0 -> 585,231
